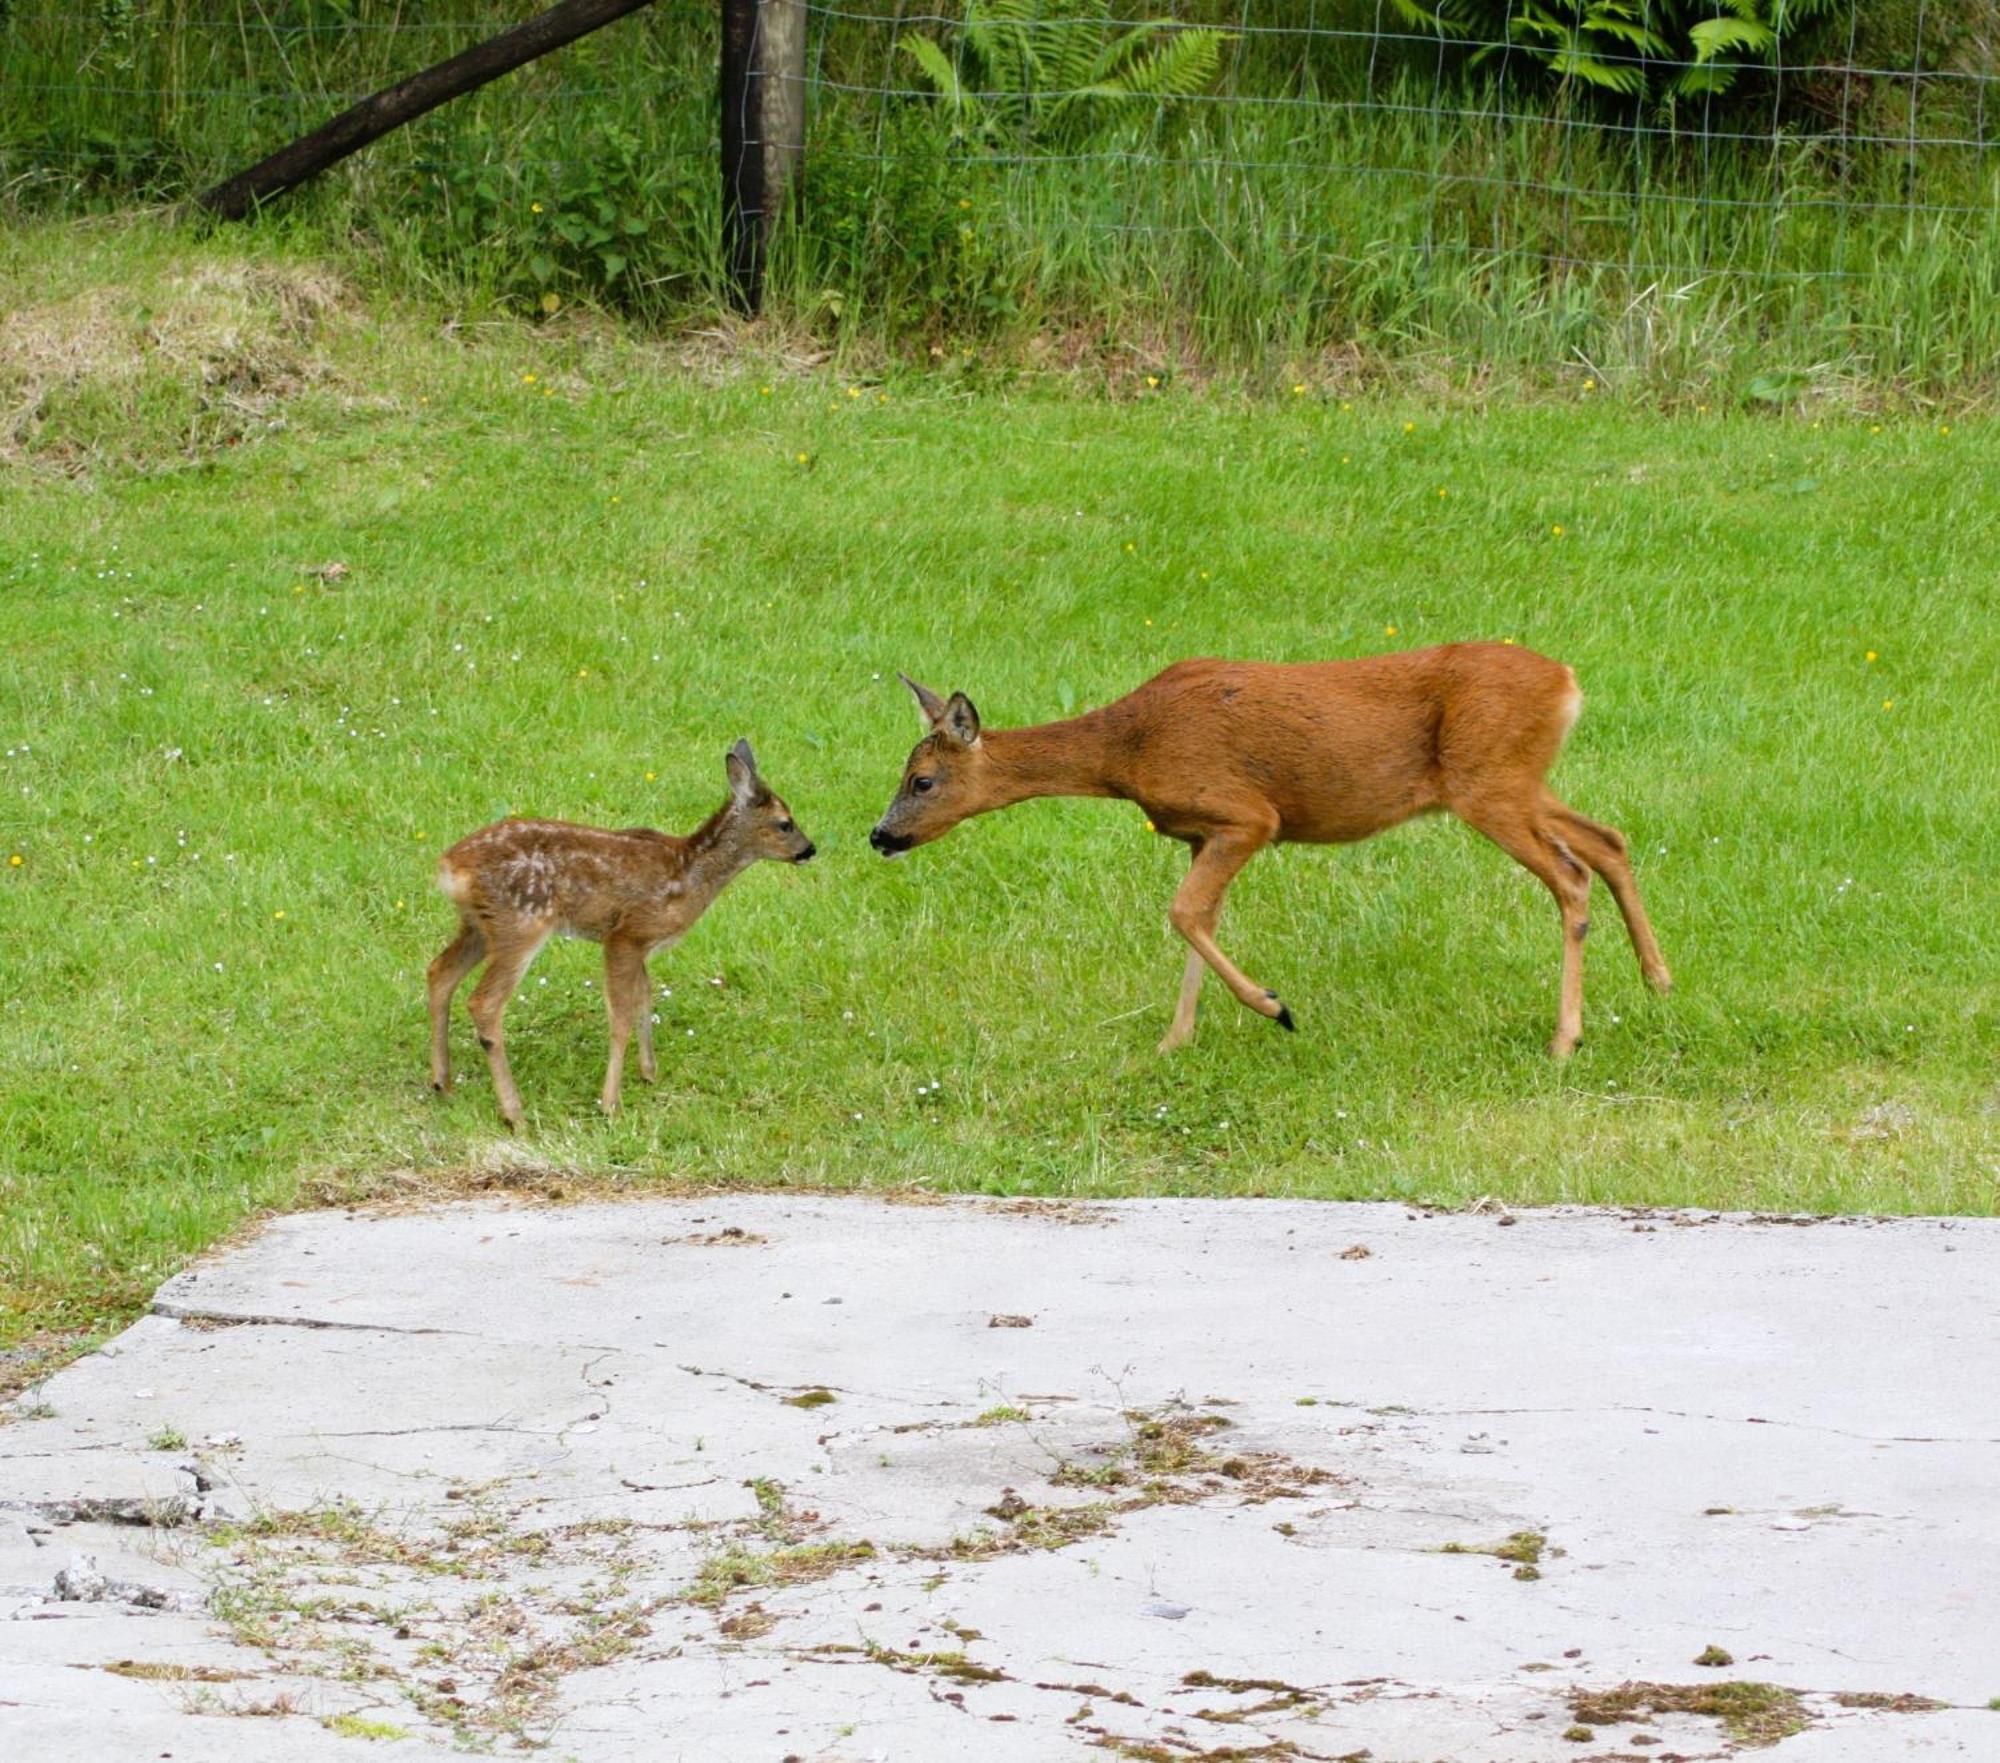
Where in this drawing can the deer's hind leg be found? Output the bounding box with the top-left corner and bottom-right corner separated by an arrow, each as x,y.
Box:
428,920 -> 486,1092
466,924 -> 552,1131
1545,796 -> 1671,993
1455,796 -> 1594,1058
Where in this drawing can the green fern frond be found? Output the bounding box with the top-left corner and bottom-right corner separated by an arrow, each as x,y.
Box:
1688,17 -> 1775,62
896,34 -> 964,108
1106,29 -> 1230,101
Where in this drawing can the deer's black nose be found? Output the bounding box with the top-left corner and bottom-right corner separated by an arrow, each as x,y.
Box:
795,842 -> 817,863
870,824 -> 909,855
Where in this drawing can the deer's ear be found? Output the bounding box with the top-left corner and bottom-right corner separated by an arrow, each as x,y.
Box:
898,672 -> 949,731
725,739 -> 763,804
940,691 -> 982,748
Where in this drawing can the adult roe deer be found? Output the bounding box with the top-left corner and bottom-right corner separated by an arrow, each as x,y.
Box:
869,645 -> 1670,1057
430,740 -> 815,1129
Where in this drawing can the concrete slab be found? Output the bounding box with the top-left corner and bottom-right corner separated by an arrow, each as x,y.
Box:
3,1195 -> 1996,1761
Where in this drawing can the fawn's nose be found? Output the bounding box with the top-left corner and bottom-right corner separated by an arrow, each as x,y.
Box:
795,842 -> 817,863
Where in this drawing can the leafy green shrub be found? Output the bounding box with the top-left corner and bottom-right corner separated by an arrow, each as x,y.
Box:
411,120 -> 712,317
897,0 -> 1230,148
1387,1 -> 1839,103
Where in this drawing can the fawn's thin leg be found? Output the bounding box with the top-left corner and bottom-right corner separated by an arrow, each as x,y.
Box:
467,928 -> 550,1131
427,921 -> 485,1092
1158,947 -> 1208,1053
599,935 -> 650,1117
635,953 -> 657,1083
1166,826 -> 1291,1034
1460,801 -> 1593,1057
1548,799 -> 1671,992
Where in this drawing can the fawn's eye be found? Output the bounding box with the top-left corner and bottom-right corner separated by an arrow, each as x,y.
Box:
910,775 -> 936,794
777,818 -> 794,833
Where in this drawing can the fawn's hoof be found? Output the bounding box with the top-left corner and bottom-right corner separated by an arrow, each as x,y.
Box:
1647,968 -> 1674,994
1548,1034 -> 1580,1060
1265,991 -> 1296,1032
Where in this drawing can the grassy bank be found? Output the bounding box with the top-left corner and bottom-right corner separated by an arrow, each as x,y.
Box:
3,5 -> 1997,395
0,222 -> 1996,1344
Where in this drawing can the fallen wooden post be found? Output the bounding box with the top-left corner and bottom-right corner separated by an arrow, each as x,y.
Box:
196,0 -> 660,220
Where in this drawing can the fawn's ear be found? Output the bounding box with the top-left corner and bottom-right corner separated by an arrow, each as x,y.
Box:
725,739 -> 764,805
939,691 -> 982,748
898,672 -> 949,731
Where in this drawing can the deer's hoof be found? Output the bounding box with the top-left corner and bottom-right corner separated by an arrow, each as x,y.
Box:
1548,1034 -> 1580,1060
1157,1031 -> 1191,1055
1647,967 -> 1674,994
1264,991 -> 1296,1032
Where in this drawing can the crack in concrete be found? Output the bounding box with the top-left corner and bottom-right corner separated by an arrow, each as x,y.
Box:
673,1362 -> 960,1413
302,1420 -> 558,1441
151,1302 -> 475,1340
1323,1398 -> 2000,1447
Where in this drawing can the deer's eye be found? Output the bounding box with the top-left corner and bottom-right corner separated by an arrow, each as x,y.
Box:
910,775 -> 936,794
777,818 -> 794,833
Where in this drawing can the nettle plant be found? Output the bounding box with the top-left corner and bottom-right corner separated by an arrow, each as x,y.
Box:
898,0 -> 1231,149
1389,0 -> 1839,102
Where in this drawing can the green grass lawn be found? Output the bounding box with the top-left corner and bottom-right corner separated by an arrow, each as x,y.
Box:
1,226 -> 1996,1343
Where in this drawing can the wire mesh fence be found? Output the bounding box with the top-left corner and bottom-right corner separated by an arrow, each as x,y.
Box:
2,2 -> 1996,381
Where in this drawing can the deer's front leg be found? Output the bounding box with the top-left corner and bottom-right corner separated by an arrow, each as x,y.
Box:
1165,826 -> 1291,1036
1157,948 -> 1206,1054
600,935 -> 651,1115
636,954 -> 657,1084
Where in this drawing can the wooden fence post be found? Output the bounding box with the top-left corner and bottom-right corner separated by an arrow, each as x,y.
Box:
721,0 -> 806,314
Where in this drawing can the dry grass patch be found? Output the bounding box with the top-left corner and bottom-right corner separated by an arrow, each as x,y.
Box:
0,257 -> 348,471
